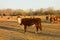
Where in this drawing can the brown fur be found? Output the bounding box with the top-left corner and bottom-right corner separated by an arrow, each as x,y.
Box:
50,16 -> 58,23
20,18 -> 42,33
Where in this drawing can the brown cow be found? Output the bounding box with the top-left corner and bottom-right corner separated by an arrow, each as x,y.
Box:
50,16 -> 58,23
19,18 -> 42,33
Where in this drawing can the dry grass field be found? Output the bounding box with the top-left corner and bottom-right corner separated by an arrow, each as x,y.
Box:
0,16 -> 60,40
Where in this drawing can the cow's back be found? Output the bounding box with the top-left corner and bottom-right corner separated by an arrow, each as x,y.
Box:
33,18 -> 41,23
20,18 -> 41,26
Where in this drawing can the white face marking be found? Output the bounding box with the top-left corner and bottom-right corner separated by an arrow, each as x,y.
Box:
17,18 -> 21,24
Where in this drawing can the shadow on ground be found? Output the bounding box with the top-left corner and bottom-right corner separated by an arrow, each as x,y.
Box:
0,26 -> 60,38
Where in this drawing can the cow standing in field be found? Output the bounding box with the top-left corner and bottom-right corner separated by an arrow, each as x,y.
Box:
50,16 -> 58,23
17,17 -> 42,33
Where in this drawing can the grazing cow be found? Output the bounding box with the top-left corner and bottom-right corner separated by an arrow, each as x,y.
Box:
55,16 -> 60,20
18,17 -> 42,33
50,16 -> 58,23
50,16 -> 55,23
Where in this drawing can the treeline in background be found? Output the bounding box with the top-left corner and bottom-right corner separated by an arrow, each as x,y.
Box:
0,7 -> 60,16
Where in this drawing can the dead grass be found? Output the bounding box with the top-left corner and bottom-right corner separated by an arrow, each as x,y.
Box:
0,16 -> 60,40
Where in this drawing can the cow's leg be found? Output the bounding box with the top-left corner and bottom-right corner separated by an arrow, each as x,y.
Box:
24,25 -> 27,32
39,26 -> 42,31
36,26 -> 38,32
35,24 -> 39,33
38,23 -> 42,31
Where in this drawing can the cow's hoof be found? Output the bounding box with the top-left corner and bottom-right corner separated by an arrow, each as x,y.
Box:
35,31 -> 38,34
23,31 -> 26,33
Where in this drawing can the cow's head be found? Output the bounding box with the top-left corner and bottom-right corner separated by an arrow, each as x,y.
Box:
17,17 -> 22,25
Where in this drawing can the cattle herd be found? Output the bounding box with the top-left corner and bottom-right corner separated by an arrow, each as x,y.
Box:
17,16 -> 60,33
49,16 -> 60,23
